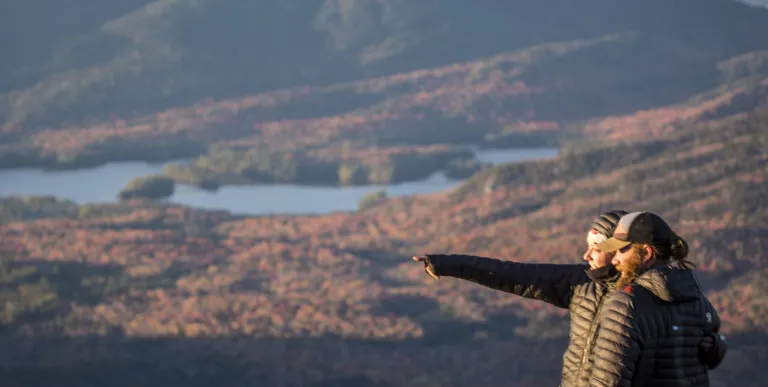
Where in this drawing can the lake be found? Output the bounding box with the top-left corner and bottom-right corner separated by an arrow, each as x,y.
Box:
0,147 -> 559,215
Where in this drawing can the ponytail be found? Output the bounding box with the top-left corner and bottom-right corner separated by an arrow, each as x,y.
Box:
669,234 -> 695,269
670,236 -> 689,260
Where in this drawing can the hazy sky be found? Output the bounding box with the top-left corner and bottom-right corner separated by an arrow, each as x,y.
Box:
743,0 -> 768,7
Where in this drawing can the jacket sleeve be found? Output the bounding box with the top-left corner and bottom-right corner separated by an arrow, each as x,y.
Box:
425,254 -> 590,309
589,291 -> 642,387
700,296 -> 727,369
701,332 -> 727,370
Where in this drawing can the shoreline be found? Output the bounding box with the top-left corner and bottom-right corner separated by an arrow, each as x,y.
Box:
0,131 -> 561,173
1,144 -> 560,190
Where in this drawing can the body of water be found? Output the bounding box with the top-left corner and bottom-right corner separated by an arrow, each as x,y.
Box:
0,147 -> 559,215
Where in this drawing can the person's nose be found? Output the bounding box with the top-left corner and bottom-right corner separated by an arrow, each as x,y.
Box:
583,249 -> 591,261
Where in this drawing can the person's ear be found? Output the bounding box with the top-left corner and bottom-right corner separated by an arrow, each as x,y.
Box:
643,244 -> 654,263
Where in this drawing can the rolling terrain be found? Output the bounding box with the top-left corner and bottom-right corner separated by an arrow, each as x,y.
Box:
2,1 -> 768,174
6,0 -> 767,129
1,1 -> 768,386
1,106 -> 766,386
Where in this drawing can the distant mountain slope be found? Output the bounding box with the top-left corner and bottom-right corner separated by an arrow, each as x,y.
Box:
4,42 -> 766,173
2,0 -> 768,131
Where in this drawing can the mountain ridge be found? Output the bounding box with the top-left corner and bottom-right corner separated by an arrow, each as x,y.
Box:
3,0 -> 768,132
3,34 -> 767,175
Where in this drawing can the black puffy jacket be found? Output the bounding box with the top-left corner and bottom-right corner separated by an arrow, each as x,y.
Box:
423,255 -> 725,387
588,264 -> 723,387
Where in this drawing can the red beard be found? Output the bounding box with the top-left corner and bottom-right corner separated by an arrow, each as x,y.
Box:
616,250 -> 644,288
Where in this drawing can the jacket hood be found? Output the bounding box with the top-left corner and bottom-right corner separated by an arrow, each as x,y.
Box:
633,264 -> 702,303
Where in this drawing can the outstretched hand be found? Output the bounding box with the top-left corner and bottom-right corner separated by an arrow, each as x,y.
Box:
413,255 -> 439,279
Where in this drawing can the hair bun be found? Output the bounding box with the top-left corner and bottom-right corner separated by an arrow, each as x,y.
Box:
670,236 -> 689,261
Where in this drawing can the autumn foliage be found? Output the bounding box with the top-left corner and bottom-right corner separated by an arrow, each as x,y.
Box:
1,108 -> 767,386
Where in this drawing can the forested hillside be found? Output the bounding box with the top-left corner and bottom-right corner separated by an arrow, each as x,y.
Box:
2,1 -> 767,386
3,1 -> 768,153
1,107 -> 766,386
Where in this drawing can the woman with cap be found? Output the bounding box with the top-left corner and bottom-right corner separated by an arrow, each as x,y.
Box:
413,210 -> 725,387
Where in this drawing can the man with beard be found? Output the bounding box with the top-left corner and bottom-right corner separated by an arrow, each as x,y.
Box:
412,210 -> 726,387
590,211 -> 726,386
